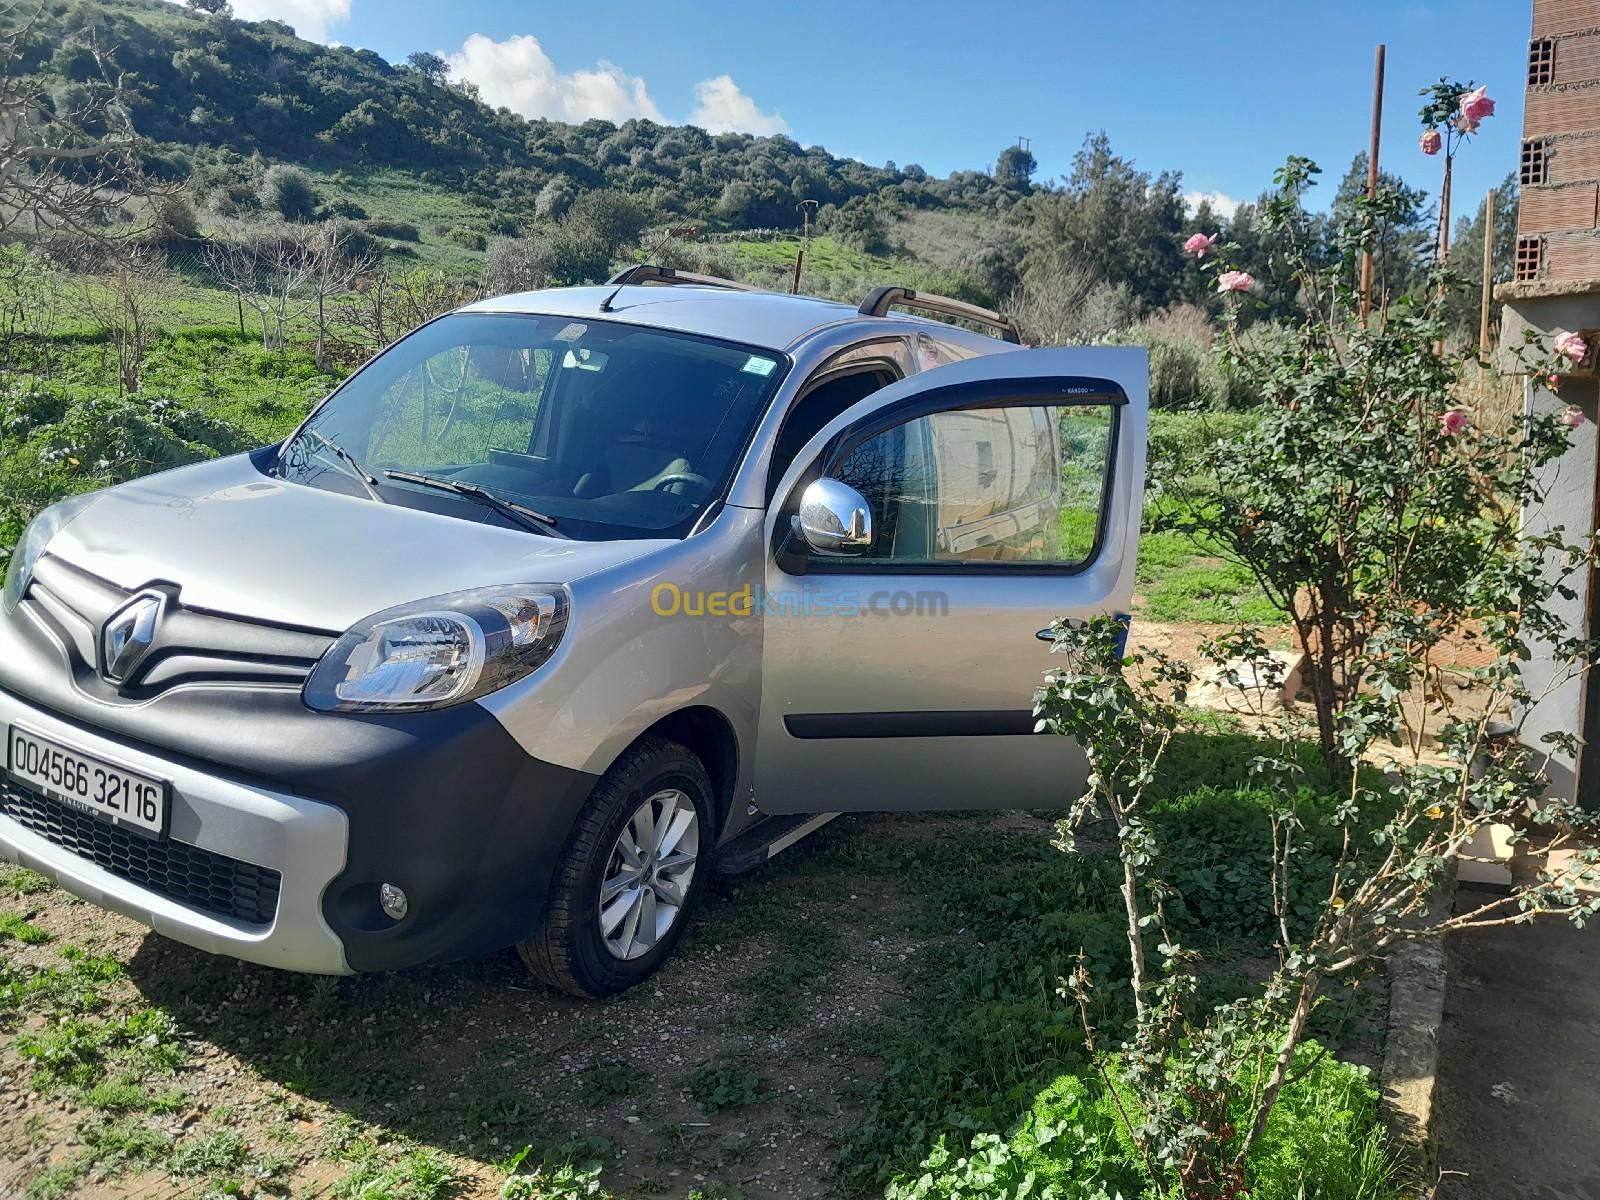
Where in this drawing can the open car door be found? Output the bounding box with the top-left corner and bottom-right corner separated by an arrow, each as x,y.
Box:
753,346 -> 1147,814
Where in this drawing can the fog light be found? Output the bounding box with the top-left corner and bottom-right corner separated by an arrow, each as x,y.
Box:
378,882 -> 409,921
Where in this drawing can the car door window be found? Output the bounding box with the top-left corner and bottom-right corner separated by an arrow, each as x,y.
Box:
833,402 -> 1116,567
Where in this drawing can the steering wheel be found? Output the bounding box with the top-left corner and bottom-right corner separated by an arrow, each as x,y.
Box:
652,472 -> 713,497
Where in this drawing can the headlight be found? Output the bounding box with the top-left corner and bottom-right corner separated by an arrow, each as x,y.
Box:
3,500 -> 92,615
303,585 -> 568,713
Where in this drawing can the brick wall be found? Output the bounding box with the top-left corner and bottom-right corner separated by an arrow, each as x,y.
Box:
1520,0 -> 1600,281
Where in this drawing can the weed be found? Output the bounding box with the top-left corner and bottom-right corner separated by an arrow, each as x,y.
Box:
332,1143 -> 462,1200
0,910 -> 51,943
86,1073 -> 188,1114
499,1144 -> 610,1200
685,1065 -> 763,1114
0,864 -> 53,896
579,1060 -> 647,1105
26,1116 -> 171,1199
168,1128 -> 253,1177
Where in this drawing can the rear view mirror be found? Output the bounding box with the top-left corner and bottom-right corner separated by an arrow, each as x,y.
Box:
794,478 -> 873,556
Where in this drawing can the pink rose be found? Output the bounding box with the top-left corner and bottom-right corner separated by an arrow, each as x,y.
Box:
1555,331 -> 1589,363
1217,270 -> 1254,294
1459,86 -> 1495,124
1420,129 -> 1442,156
1184,232 -> 1218,257
1455,114 -> 1480,136
1439,409 -> 1470,436
1564,406 -> 1586,428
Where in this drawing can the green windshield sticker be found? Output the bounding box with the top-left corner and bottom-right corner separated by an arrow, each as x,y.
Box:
742,356 -> 777,376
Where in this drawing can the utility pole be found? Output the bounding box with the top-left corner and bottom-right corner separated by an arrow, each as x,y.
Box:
793,199 -> 818,295
1359,44 -> 1385,319
1016,135 -> 1031,152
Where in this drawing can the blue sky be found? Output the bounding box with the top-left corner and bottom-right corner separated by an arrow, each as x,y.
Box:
242,0 -> 1526,219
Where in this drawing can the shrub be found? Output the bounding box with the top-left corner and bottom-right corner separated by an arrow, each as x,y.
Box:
483,237 -> 555,297
361,218 -> 421,242
149,194 -> 201,244
445,226 -> 487,251
320,197 -> 368,220
257,164 -> 319,222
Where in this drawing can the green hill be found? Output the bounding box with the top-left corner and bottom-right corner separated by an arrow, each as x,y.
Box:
12,0 -> 1015,236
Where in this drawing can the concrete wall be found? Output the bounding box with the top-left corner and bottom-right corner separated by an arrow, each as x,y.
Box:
1502,294 -> 1599,804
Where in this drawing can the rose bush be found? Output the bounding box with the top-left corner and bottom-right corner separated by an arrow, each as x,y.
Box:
1032,149 -> 1600,1199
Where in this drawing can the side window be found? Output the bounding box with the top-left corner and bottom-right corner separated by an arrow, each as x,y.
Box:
765,340 -> 911,500
366,343 -> 554,469
833,402 -> 1115,567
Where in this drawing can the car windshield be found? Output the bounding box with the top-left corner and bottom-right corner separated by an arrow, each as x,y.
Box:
276,312 -> 788,540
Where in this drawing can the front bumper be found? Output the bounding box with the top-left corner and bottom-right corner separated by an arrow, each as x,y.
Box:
0,682 -> 602,973
0,686 -> 352,973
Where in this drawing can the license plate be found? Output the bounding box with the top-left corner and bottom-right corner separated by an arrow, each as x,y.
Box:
5,725 -> 169,839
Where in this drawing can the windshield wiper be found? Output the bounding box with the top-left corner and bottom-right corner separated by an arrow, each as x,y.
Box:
383,470 -> 564,538
290,427 -> 386,504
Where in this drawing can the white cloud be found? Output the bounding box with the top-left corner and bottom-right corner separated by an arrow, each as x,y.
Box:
1183,190 -> 1241,220
446,33 -> 664,124
688,75 -> 790,136
229,0 -> 351,42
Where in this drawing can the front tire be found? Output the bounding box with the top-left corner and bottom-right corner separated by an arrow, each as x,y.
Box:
517,736 -> 713,998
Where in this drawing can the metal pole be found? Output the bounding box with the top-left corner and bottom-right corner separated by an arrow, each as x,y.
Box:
1480,187 -> 1496,351
1359,44 -> 1386,319
793,200 -> 817,295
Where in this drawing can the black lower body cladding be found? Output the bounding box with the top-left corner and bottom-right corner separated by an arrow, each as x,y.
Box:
0,626 -> 598,970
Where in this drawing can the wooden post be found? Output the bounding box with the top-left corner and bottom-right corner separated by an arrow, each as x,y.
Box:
790,246 -> 804,295
1359,44 -> 1386,319
1479,187 -> 1496,351
1439,156 -> 1453,261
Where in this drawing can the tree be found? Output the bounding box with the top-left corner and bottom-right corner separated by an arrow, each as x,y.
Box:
337,267 -> 477,352
405,51 -> 449,87
185,0 -> 232,13
535,176 -> 578,220
1160,157 -> 1583,778
206,227 -> 323,353
0,15 -> 170,241
301,225 -> 373,368
483,237 -> 556,297
1330,152 -> 1429,305
828,195 -> 891,255
995,143 -> 1037,191
75,247 -> 176,395
1021,133 -> 1185,311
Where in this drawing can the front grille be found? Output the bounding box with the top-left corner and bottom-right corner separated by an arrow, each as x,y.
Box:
0,780 -> 281,926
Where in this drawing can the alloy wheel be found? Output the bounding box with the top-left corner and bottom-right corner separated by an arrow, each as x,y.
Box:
598,787 -> 700,960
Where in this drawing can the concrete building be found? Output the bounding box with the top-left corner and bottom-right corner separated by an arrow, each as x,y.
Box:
1500,0 -> 1600,806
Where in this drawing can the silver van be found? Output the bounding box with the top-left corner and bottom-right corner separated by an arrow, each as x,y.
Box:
0,269 -> 1147,997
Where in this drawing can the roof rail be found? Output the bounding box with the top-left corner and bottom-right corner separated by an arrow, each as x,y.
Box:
858,286 -> 1022,344
605,264 -> 763,292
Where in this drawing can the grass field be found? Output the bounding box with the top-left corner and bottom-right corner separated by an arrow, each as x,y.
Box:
0,732 -> 1394,1199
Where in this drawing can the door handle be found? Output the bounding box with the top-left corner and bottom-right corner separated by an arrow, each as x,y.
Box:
1035,614 -> 1133,655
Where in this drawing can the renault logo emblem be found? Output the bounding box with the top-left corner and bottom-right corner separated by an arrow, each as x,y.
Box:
101,592 -> 165,684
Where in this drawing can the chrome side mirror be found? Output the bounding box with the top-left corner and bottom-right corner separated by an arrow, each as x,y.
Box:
794,478 -> 873,556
